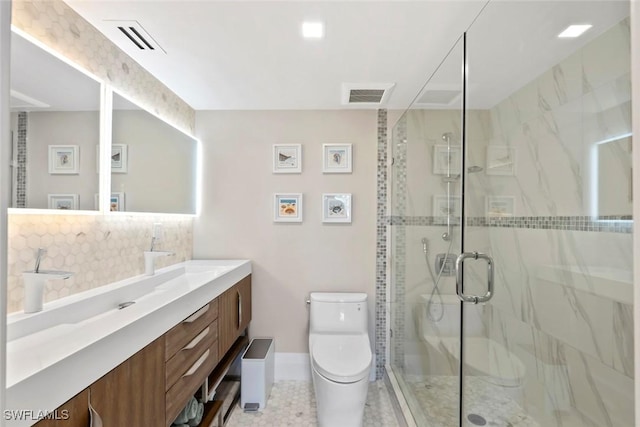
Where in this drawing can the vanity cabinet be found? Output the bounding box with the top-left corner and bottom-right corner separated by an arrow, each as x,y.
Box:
90,335 -> 165,426
218,276 -> 252,357
165,300 -> 220,425
33,390 -> 89,427
32,274 -> 252,427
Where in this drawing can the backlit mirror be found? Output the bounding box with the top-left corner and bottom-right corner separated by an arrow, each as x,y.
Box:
9,30 -> 101,211
111,92 -> 198,214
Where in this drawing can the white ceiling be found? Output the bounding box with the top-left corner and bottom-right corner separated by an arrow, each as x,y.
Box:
33,1 -> 633,111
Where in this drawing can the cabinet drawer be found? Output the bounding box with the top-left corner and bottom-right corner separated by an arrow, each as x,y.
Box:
166,299 -> 218,360
165,340 -> 219,425
166,320 -> 218,391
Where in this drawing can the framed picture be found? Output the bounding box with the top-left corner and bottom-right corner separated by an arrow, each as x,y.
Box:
322,144 -> 352,173
273,144 -> 302,173
274,193 -> 303,222
48,194 -> 79,210
433,195 -> 461,217
110,192 -> 125,212
94,192 -> 126,211
433,145 -> 461,175
111,144 -> 128,173
486,196 -> 515,217
49,145 -> 79,174
322,193 -> 352,223
486,146 -> 516,176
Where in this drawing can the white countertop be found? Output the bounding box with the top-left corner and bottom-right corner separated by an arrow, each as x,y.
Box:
6,259 -> 251,427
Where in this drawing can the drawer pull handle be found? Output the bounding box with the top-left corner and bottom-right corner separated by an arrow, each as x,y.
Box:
183,304 -> 209,323
237,290 -> 242,329
182,327 -> 210,351
182,349 -> 209,378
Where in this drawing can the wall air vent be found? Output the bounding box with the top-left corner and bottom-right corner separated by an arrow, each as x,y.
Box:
105,20 -> 166,53
341,83 -> 395,107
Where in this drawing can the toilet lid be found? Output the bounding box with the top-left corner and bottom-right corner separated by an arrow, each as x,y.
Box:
311,334 -> 372,383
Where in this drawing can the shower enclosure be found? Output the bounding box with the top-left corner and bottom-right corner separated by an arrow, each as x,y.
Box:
388,1 -> 634,426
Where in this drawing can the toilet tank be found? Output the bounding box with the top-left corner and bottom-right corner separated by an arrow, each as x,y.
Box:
309,292 -> 368,334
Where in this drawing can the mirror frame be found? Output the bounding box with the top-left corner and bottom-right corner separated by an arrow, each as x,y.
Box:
106,87 -> 201,216
8,28 -> 200,216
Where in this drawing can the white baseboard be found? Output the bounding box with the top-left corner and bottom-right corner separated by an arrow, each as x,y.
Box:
275,353 -> 311,381
274,352 -> 377,382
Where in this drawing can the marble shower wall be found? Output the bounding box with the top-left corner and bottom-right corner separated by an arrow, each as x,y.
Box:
390,18 -> 633,426
479,18 -> 633,427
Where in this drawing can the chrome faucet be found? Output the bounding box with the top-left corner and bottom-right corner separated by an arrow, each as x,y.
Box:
23,248 -> 74,313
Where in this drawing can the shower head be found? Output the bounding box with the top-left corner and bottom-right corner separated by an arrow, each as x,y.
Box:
441,132 -> 455,144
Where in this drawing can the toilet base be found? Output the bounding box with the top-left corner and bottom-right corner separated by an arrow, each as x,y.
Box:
311,364 -> 369,427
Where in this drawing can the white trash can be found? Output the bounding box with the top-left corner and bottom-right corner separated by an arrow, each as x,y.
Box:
241,338 -> 275,411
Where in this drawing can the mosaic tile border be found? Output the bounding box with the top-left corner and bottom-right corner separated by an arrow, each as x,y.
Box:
375,109 -> 388,380
389,215 -> 632,233
16,112 -> 27,208
391,116 -> 407,370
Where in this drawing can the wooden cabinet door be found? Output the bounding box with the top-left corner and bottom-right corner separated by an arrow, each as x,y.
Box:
218,275 -> 252,357
238,275 -> 252,332
33,389 -> 89,427
90,336 -> 165,426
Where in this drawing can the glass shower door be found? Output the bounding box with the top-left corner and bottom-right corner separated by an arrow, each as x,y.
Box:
459,1 -> 634,426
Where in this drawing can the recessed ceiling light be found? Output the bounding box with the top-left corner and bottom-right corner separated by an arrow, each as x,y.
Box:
558,24 -> 592,38
302,21 -> 324,39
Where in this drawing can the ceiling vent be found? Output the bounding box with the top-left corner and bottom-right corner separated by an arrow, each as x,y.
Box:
105,20 -> 166,53
342,83 -> 395,107
415,85 -> 461,108
10,90 -> 49,110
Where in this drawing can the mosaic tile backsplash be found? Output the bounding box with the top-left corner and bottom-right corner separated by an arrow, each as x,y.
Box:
7,214 -> 193,313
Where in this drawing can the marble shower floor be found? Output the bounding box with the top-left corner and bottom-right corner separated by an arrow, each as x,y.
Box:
407,375 -> 539,427
226,380 -> 401,427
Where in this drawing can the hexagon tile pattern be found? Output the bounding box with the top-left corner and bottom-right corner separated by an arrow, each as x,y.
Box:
7,213 -> 193,313
12,0 -> 195,135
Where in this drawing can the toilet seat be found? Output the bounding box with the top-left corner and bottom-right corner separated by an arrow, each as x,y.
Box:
311,334 -> 372,383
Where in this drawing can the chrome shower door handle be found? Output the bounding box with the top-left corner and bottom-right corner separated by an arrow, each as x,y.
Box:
455,252 -> 494,304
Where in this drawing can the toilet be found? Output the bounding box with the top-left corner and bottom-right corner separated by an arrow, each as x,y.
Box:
417,294 -> 526,394
309,292 -> 372,427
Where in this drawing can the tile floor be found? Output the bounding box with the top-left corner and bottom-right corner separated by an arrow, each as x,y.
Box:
407,376 -> 539,427
226,380 -> 401,427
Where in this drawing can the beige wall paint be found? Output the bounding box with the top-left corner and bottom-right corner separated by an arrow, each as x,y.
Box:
26,111 -> 100,210
194,110 -> 378,353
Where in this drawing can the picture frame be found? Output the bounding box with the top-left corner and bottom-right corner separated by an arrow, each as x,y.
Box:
322,193 -> 352,223
433,195 -> 461,217
433,145 -> 461,175
48,145 -> 79,174
274,193 -> 303,222
486,146 -> 516,176
273,144 -> 302,173
486,196 -> 515,217
48,194 -> 79,210
94,192 -> 126,211
322,144 -> 352,173
111,144 -> 128,173
110,192 -> 125,212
